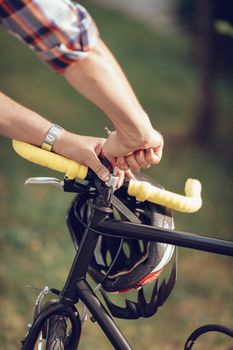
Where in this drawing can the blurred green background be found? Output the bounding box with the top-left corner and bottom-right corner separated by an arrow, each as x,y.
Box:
0,1 -> 232,349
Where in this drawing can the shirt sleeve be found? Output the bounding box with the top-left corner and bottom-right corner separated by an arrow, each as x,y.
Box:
0,0 -> 99,73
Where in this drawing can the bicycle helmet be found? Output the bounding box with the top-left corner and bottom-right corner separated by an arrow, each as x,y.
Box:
67,173 -> 175,294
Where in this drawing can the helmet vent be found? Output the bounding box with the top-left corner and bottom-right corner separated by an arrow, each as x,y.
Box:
106,250 -> 112,267
122,242 -> 130,259
139,240 -> 145,253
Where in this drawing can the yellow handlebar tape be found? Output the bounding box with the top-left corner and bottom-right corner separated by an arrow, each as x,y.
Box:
13,140 -> 202,213
128,178 -> 202,213
12,140 -> 88,180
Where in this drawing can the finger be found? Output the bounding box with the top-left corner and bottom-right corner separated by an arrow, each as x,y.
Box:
100,150 -> 117,172
94,138 -> 107,156
116,169 -> 125,189
86,153 -> 110,182
154,146 -> 163,163
124,169 -> 135,179
135,150 -> 151,169
115,169 -> 135,189
117,156 -> 129,171
125,154 -> 141,173
145,148 -> 161,164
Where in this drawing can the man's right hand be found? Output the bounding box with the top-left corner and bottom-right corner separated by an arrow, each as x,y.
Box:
102,129 -> 164,173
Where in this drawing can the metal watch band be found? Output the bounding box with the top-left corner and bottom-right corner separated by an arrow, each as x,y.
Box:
42,124 -> 64,152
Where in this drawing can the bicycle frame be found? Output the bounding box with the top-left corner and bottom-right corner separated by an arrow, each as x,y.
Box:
21,184 -> 233,350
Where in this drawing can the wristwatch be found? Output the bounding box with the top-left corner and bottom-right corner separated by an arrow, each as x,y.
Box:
42,124 -> 64,152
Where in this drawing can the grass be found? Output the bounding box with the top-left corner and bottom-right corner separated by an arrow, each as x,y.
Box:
0,1 -> 232,349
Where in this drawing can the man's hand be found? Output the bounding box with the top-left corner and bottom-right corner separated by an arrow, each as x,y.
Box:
54,130 -> 135,186
53,130 -> 110,181
102,128 -> 164,172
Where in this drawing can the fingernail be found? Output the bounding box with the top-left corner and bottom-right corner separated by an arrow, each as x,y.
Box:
100,171 -> 109,181
153,156 -> 160,163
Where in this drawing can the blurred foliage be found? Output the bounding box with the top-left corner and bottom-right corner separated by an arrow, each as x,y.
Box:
175,0 -> 233,76
0,1 -> 233,349
215,20 -> 233,38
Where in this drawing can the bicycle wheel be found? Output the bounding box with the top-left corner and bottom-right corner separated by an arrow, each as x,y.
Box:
22,300 -> 81,350
45,314 -> 67,350
32,309 -> 80,350
30,300 -> 68,350
31,314 -> 68,350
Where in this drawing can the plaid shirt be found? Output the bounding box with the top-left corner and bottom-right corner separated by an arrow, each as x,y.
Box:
0,0 -> 98,73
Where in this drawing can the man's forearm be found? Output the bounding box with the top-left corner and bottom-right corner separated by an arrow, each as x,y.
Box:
0,92 -> 51,145
63,38 -> 152,147
0,92 -> 111,180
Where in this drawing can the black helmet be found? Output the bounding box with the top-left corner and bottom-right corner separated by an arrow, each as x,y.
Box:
67,173 -> 175,294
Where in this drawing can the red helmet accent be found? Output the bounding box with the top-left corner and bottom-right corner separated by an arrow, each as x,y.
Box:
137,269 -> 163,286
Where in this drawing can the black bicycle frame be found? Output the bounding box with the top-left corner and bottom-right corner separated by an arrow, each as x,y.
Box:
97,220 -> 233,257
22,188 -> 233,350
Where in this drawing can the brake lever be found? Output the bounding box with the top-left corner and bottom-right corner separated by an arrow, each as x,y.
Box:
25,177 -> 64,190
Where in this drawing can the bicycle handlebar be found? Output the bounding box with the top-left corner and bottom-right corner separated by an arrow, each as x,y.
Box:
12,140 -> 88,180
128,178 -> 202,213
12,140 -> 202,213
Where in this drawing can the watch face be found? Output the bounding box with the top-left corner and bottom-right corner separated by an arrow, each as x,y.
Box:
46,133 -> 56,144
42,125 -> 64,151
